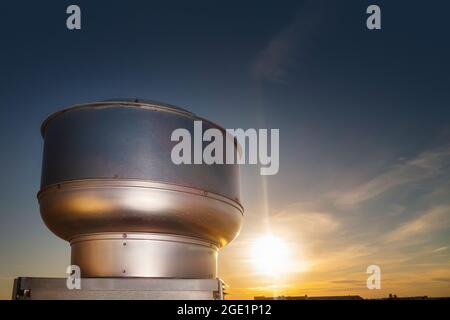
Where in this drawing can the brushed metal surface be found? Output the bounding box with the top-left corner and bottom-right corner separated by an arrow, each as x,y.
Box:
71,233 -> 218,278
40,100 -> 241,202
38,100 -> 244,279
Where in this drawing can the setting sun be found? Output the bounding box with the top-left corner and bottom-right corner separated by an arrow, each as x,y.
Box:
250,235 -> 291,276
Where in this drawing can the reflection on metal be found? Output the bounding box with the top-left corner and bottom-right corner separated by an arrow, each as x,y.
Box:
38,99 -> 243,279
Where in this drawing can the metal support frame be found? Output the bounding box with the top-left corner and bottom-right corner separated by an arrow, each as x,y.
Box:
13,277 -> 225,300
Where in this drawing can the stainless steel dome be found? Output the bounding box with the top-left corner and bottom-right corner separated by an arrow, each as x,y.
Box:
38,99 -> 243,278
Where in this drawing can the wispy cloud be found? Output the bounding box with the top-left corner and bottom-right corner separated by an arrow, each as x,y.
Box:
336,145 -> 450,207
432,247 -> 448,253
269,208 -> 341,237
383,205 -> 450,243
251,1 -> 328,83
432,278 -> 450,283
251,18 -> 299,83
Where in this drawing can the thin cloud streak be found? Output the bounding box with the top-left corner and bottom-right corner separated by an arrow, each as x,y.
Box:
383,205 -> 450,243
251,1 -> 329,83
335,145 -> 450,207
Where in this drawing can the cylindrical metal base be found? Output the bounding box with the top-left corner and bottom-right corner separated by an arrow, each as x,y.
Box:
70,233 -> 218,278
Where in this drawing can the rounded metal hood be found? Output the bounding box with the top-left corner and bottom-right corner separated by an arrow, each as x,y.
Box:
38,99 -> 243,278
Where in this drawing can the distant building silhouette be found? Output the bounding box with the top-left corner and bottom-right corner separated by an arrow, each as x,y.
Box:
254,294 -> 450,300
254,295 -> 364,300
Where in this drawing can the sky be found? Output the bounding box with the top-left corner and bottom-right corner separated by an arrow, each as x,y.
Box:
1,0 -> 450,299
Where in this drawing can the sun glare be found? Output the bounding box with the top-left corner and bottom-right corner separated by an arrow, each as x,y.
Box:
251,235 -> 291,276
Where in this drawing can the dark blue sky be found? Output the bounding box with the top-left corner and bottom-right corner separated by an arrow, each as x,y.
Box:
1,0 -> 450,298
